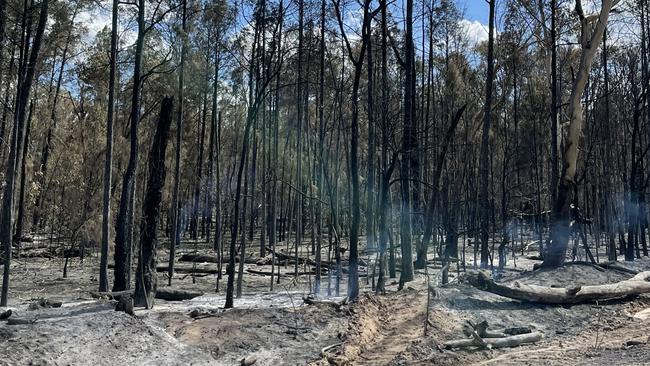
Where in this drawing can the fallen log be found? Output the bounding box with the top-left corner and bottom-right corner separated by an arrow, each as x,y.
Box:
108,263 -> 220,275
265,247 -> 334,267
19,247 -> 81,259
492,326 -> 533,336
303,296 -> 348,309
246,268 -> 321,277
90,288 -> 203,302
444,332 -> 543,349
178,253 -> 256,264
256,254 -> 274,265
89,290 -> 133,300
155,288 -> 204,301
28,298 -> 63,309
156,266 -> 220,274
463,320 -> 532,338
7,317 -> 37,325
179,273 -> 211,280
18,248 -> 54,259
466,270 -> 650,304
6,303 -> 118,324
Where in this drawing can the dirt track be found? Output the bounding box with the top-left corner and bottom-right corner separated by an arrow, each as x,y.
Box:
317,263 -> 650,365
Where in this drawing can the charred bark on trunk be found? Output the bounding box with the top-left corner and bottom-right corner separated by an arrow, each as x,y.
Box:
135,97 -> 174,308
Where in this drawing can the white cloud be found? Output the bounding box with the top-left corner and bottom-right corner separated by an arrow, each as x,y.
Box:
459,19 -> 489,47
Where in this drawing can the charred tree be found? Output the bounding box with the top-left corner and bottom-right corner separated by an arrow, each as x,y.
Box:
478,0 -> 496,268
332,0 -> 372,301
13,100 -> 33,257
135,97 -> 174,308
113,0 -> 145,291
399,0 -> 416,285
1,0 -> 49,307
169,0 -> 188,285
99,0 -> 119,293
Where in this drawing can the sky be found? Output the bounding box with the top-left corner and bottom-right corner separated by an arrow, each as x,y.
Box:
77,0 -> 494,47
462,0 -> 489,24
457,0 -> 490,46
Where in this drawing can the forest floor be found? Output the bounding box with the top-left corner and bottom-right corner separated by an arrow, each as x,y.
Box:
2,237 -> 650,365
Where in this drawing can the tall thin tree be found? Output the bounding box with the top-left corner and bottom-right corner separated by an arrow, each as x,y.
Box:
169,0 -> 188,285
1,0 -> 50,307
99,0 -> 119,293
478,0 -> 496,268
332,0 -> 372,300
113,0 -> 145,291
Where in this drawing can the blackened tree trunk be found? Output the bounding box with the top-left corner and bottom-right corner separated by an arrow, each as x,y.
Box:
135,97 -> 174,308
169,0 -> 187,285
0,0 -> 7,137
248,132 -> 258,244
400,0 -> 416,283
419,106 -> 466,265
332,0 -> 372,301
479,0 -> 496,268
602,27 -> 616,261
628,79 -> 643,261
314,0 -> 325,296
236,141 -> 251,298
294,0 -> 304,277
113,0 -> 145,291
442,183 -> 458,285
1,0 -> 49,307
0,0 -> 8,159
192,90 -> 207,240
0,35 -> 18,161
215,112 -> 223,284
0,0 -> 6,67
549,0 -> 559,216
14,100 -> 33,257
32,5 -> 77,229
17,98 -> 34,211
366,16 -> 376,254
376,0 -> 392,294
269,0 -> 284,290
208,53 -> 219,248
99,0 -> 119,293
226,6 -> 262,308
